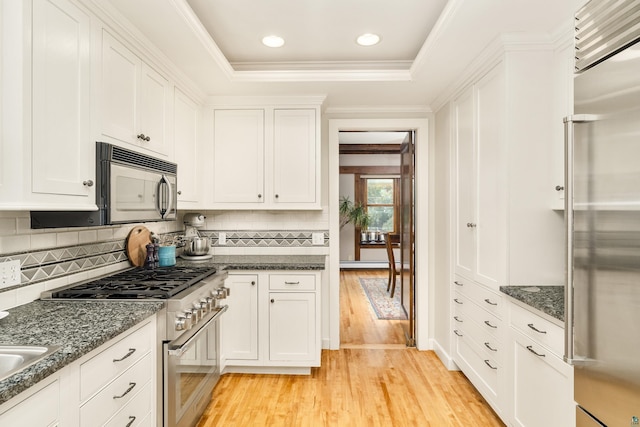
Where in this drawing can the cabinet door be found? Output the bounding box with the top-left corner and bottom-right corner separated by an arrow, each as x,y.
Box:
272,109 -> 317,204
174,88 -> 200,205
0,379 -> 59,426
269,292 -> 315,362
222,274 -> 259,360
453,86 -> 475,279
212,109 -> 264,203
512,332 -> 574,427
32,0 -> 92,200
138,62 -> 170,156
101,30 -> 138,145
474,67 -> 505,289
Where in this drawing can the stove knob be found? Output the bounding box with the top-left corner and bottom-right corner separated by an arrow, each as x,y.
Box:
183,309 -> 194,329
175,315 -> 186,331
200,298 -> 211,313
205,297 -> 214,310
196,300 -> 208,316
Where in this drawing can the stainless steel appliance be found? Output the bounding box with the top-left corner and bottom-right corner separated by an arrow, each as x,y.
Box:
180,213 -> 212,258
31,142 -> 177,228
565,1 -> 640,425
42,266 -> 229,427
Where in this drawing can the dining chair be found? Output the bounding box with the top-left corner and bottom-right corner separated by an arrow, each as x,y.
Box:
385,233 -> 400,298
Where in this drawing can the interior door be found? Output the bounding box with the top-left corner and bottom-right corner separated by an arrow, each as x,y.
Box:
400,132 -> 415,346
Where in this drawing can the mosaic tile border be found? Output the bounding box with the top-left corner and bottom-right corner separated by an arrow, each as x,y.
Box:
0,240 -> 128,289
201,230 -> 329,248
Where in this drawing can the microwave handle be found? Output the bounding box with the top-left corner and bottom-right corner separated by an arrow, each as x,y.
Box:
157,175 -> 174,218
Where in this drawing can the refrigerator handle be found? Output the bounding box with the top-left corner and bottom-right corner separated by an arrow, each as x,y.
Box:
563,114 -> 599,365
563,116 -> 575,365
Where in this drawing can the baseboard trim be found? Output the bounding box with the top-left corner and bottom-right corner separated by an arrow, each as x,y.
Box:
431,338 -> 459,371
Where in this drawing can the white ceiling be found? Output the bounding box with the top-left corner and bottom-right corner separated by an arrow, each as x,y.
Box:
104,0 -> 582,110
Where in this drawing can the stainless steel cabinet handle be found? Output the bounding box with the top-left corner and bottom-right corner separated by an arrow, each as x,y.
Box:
526,345 -> 546,357
454,281 -> 463,286
527,323 -> 547,334
126,416 -> 136,427
484,298 -> 498,306
484,320 -> 497,329
453,298 -> 463,305
484,360 -> 498,370
453,316 -> 463,323
284,281 -> 300,285
82,180 -> 93,187
113,382 -> 136,399
484,342 -> 498,352
555,185 -> 564,191
113,348 -> 136,362
454,330 -> 463,337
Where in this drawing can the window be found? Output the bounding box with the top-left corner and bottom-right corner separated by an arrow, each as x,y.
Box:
365,178 -> 396,232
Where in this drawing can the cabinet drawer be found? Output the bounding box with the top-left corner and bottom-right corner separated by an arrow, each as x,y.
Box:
455,293 -> 502,341
510,302 -> 564,356
81,353 -> 153,426
453,278 -> 503,317
269,274 -> 316,291
104,380 -> 153,427
454,315 -> 503,366
455,333 -> 499,398
80,321 -> 153,401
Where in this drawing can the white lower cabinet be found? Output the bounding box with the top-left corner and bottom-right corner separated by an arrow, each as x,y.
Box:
507,301 -> 574,427
222,271 -> 321,372
0,317 -> 157,427
451,277 -> 506,417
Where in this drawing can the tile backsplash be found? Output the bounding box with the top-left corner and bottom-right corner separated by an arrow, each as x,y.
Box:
0,209 -> 329,310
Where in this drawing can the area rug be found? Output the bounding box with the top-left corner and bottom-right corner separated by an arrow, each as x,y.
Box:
358,278 -> 407,320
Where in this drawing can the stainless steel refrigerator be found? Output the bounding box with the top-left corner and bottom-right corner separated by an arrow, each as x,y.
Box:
565,1 -> 640,426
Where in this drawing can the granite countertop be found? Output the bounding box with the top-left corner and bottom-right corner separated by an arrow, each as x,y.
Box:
175,254 -> 326,270
0,300 -> 164,405
499,285 -> 564,322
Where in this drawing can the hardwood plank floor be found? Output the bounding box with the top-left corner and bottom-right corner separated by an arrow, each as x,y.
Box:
197,270 -> 505,426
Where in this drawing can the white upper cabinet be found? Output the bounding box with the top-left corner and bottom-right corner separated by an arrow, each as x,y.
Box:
101,30 -> 172,158
208,97 -> 323,210
32,0 -> 94,204
453,65 -> 506,290
174,88 -> 202,206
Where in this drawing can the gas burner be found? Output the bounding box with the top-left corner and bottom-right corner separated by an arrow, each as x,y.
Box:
51,266 -> 217,300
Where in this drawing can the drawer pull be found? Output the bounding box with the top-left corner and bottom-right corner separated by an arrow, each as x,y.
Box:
113,382 -> 136,399
113,348 -> 136,362
454,298 -> 463,305
484,320 -> 498,329
526,345 -> 546,357
284,281 -> 300,285
527,323 -> 547,334
484,360 -> 498,370
484,342 -> 498,352
453,316 -> 463,323
484,298 -> 498,306
126,416 -> 136,427
454,281 -> 463,286
454,330 -> 463,337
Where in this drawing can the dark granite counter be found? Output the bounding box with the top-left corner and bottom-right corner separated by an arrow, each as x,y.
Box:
500,285 -> 564,322
0,300 -> 164,405
175,254 -> 326,270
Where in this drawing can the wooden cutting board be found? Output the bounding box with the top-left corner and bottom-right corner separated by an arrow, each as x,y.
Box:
125,225 -> 152,267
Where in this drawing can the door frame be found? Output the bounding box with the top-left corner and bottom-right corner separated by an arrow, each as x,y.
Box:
328,118 -> 431,350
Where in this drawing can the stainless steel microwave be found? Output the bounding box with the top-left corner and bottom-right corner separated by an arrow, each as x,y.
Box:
31,142 -> 177,228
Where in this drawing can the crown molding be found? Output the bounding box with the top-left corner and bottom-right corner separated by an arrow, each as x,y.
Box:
324,105 -> 432,115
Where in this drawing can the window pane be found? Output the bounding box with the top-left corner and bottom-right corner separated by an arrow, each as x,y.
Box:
367,179 -> 394,204
368,206 -> 394,232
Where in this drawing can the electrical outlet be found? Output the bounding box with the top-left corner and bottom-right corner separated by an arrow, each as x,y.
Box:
312,232 -> 324,245
0,260 -> 21,289
218,232 -> 227,245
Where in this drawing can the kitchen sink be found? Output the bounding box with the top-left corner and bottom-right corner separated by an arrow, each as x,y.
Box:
0,345 -> 60,382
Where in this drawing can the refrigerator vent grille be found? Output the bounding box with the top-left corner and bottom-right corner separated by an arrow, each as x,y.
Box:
575,0 -> 640,72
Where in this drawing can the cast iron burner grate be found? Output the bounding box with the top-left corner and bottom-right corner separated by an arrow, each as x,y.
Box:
52,266 -> 217,299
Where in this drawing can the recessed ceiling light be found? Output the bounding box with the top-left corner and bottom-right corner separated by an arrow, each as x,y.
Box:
356,33 -> 381,47
262,35 -> 285,48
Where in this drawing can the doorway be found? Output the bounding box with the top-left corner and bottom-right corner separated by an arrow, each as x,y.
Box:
328,118 -> 430,350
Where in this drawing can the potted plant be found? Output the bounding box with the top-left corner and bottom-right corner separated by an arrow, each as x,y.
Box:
339,196 -> 371,230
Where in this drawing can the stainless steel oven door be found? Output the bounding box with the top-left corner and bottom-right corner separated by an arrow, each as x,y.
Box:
110,163 -> 177,223
163,306 -> 227,427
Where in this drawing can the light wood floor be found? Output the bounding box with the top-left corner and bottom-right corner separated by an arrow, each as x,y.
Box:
197,270 -> 505,427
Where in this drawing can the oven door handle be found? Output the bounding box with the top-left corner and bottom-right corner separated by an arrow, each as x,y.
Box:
167,305 -> 227,357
